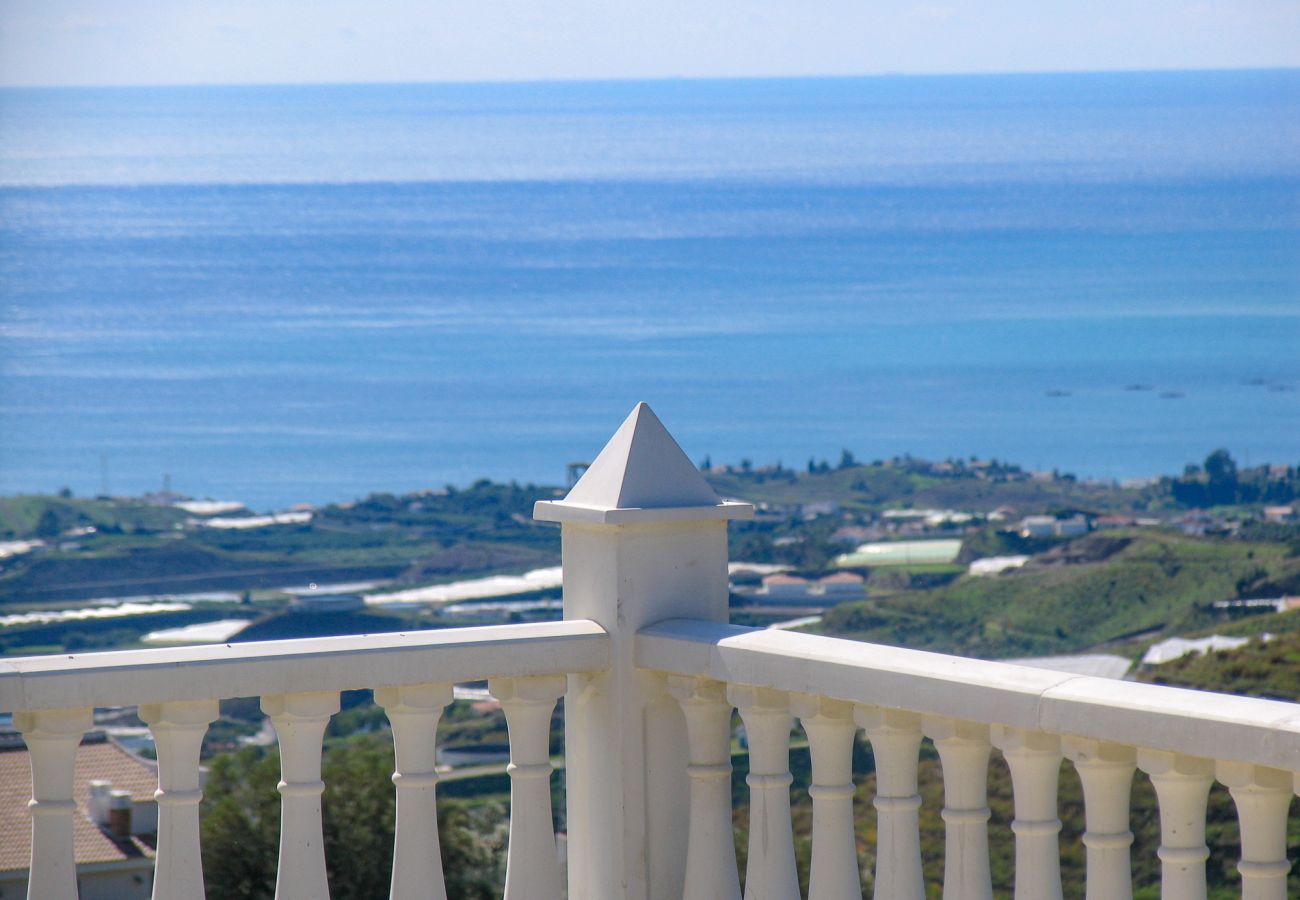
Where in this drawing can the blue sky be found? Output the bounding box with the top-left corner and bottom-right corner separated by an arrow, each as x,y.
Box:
2,0 -> 1298,87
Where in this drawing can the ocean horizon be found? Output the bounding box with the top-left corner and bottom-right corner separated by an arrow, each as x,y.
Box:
2,70 -> 1298,509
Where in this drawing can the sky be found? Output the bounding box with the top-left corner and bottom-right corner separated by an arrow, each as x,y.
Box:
1,0 -> 1298,87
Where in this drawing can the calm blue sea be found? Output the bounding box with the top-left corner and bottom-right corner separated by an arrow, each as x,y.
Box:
1,72 -> 1298,509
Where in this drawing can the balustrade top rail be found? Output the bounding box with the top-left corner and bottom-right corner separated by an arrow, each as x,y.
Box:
638,617 -> 1300,771
0,619 -> 609,713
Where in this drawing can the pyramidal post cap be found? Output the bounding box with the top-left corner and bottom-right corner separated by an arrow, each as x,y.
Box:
534,402 -> 754,525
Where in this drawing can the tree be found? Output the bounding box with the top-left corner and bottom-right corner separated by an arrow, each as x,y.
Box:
34,509 -> 61,540
200,737 -> 509,898
1204,449 -> 1239,505
838,449 -> 856,470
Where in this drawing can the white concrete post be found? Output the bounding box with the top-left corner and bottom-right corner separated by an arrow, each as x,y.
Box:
925,717 -> 993,900
491,674 -> 567,900
667,675 -> 742,900
1061,738 -> 1135,900
730,684 -> 800,900
1137,749 -> 1213,900
14,707 -> 92,900
856,707 -> 924,900
793,693 -> 862,900
139,699 -> 219,900
375,682 -> 453,900
992,726 -> 1063,900
263,690 -> 340,900
534,402 -> 752,900
1214,761 -> 1293,900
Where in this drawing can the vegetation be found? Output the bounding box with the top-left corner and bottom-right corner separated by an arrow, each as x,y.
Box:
1139,630 -> 1300,702
201,738 -> 508,898
814,531 -> 1300,659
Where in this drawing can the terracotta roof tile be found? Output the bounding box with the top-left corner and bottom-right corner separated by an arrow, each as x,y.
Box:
0,737 -> 157,874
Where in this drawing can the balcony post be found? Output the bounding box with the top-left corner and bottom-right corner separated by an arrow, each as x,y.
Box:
535,403 -> 753,900
793,693 -> 862,900
1137,749 -> 1213,900
14,706 -> 92,900
375,682 -> 454,900
139,699 -> 219,900
730,684 -> 800,900
1062,738 -> 1135,900
491,674 -> 568,900
856,707 -> 924,900
991,726 -> 1063,900
666,675 -> 742,900
1214,761 -> 1293,900
924,717 -> 994,900
263,690 -> 340,900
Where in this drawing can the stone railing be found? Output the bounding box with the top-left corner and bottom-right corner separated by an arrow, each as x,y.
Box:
0,621 -> 608,899
1,403 -> 1297,899
638,619 -> 1300,900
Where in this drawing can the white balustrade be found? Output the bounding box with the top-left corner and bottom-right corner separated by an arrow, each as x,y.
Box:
992,726 -> 1063,900
375,682 -> 453,900
491,674 -> 567,900
793,693 -> 862,900
139,698 -> 219,899
1137,749 -> 1214,900
730,684 -> 800,900
13,706 -> 92,900
856,706 -> 925,900
1061,737 -> 1135,900
1214,761 -> 1293,900
668,675 -> 742,900
924,717 -> 993,900
263,690 -> 341,900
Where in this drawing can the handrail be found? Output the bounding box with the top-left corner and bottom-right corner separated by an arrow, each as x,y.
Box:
0,619 -> 609,712
637,618 -> 1300,771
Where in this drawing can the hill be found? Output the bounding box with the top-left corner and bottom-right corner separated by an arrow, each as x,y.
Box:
814,530 -> 1300,659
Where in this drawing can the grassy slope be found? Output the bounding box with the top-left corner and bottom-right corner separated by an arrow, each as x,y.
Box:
0,495 -> 190,538
1138,628 -> 1300,702
0,485 -> 561,604
814,530 -> 1300,659
705,464 -> 1161,514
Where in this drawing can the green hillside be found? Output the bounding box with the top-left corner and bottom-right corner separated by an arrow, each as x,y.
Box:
815,531 -> 1300,659
1140,629 -> 1300,702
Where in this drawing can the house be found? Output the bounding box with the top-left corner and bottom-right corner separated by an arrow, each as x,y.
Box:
759,573 -> 812,600
1054,516 -> 1089,537
817,571 -> 865,597
1262,505 -> 1295,523
0,732 -> 157,899
1093,515 -> 1134,529
1020,515 -> 1057,538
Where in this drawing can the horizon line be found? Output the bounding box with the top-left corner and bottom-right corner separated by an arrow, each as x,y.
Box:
2,64 -> 1297,92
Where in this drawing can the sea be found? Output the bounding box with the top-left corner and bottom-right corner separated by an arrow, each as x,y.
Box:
1,71 -> 1298,510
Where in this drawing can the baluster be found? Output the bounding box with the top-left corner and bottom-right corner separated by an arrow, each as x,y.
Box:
375,683 -> 453,900
667,675 -> 741,900
856,707 -> 924,900
139,699 -> 219,899
924,717 -> 993,900
490,674 -> 566,900
992,727 -> 1063,900
14,707 -> 92,900
1136,750 -> 1213,900
1214,761 -> 1293,900
792,694 -> 862,900
1061,738 -> 1135,900
729,684 -> 799,900
263,690 -> 340,900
